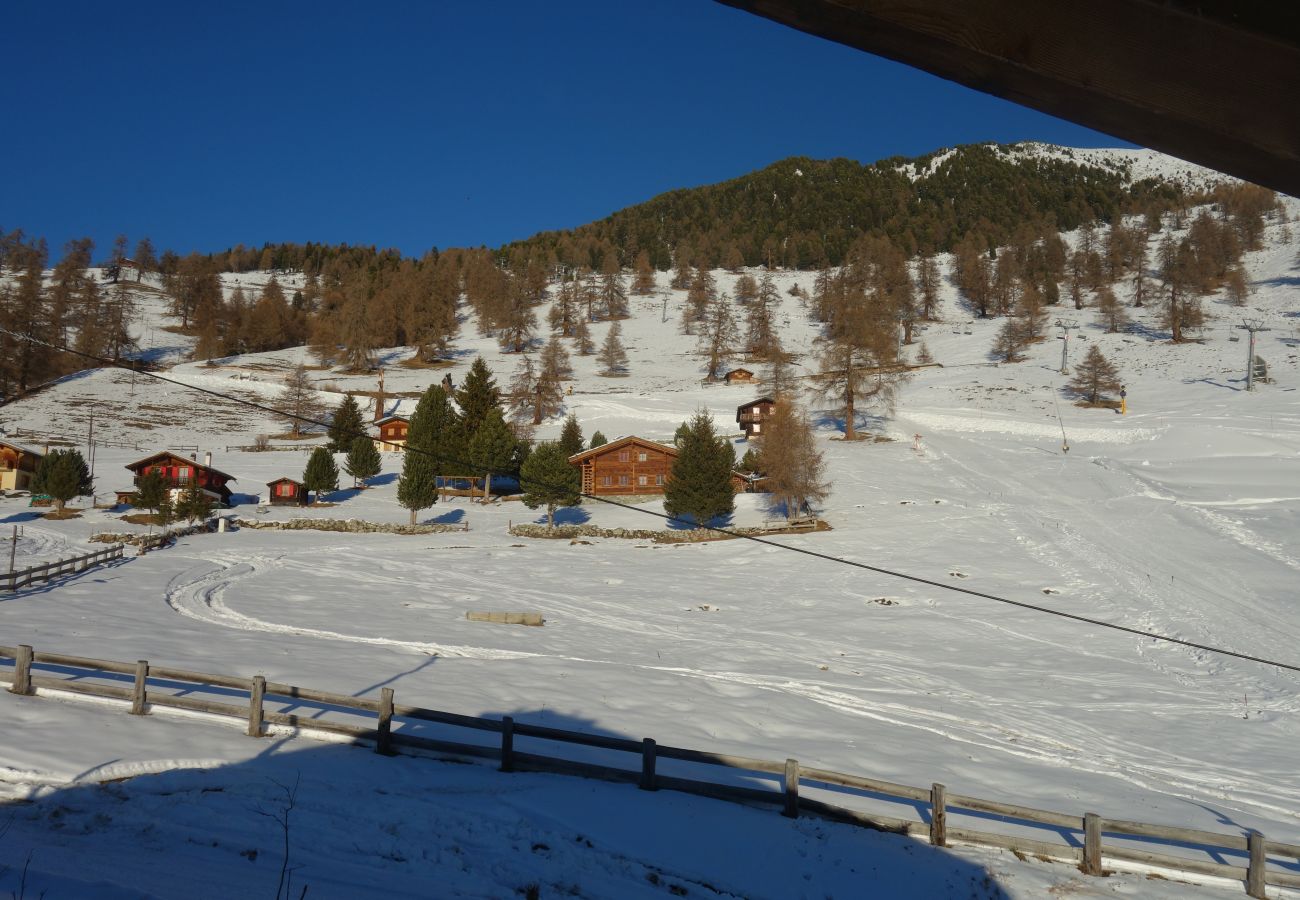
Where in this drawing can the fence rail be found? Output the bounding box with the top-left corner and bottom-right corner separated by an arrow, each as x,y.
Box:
0,641 -> 1293,897
2,545 -> 124,591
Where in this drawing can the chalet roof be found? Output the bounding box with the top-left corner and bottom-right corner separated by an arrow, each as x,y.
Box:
724,367 -> 755,376
567,435 -> 678,464
125,451 -> 236,481
267,477 -> 304,488
737,396 -> 775,411
0,439 -> 44,458
375,415 -> 410,427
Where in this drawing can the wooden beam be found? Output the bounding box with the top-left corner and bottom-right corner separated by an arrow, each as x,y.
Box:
714,0 -> 1300,195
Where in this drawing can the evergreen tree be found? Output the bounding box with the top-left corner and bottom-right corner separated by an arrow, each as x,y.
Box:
739,446 -> 763,474
157,492 -> 176,529
327,393 -> 365,451
397,450 -> 438,524
42,450 -> 93,512
134,470 -> 168,517
455,357 -> 502,436
519,441 -> 581,528
1068,345 -> 1122,405
760,398 -> 829,522
302,447 -> 340,503
176,479 -> 214,523
408,383 -> 463,480
598,322 -> 629,376
558,413 -> 584,457
467,407 -> 516,497
664,411 -> 735,525
344,435 -> 382,487
588,431 -> 608,449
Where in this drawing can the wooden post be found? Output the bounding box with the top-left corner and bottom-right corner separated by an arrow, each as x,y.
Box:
1083,813 -> 1103,875
500,716 -> 515,772
376,687 -> 394,755
640,738 -> 657,791
930,783 -> 947,847
1247,830 -> 1266,899
10,644 -> 32,695
130,660 -> 149,715
247,675 -> 265,736
782,758 -> 799,819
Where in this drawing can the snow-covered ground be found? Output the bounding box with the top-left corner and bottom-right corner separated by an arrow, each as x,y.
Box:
2,161 -> 1299,898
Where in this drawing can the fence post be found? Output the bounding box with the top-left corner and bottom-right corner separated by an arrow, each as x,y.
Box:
375,687 -> 394,755
1082,813 -> 1102,875
782,758 -> 800,819
930,783 -> 947,847
1247,830 -> 1266,899
500,716 -> 515,772
247,675 -> 265,736
130,660 -> 149,715
640,738 -> 657,791
9,645 -> 32,695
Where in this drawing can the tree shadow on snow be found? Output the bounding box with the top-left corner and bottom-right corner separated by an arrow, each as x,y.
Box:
534,506 -> 591,526
430,508 -> 466,525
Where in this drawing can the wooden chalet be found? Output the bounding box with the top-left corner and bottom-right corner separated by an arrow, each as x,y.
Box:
736,397 -> 776,439
374,415 -> 409,452
120,451 -> 235,506
266,477 -> 308,506
723,367 -> 756,384
569,436 -> 753,497
0,440 -> 43,492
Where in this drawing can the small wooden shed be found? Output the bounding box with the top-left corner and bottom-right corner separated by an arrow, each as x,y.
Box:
267,477 -> 308,506
374,415 -> 410,452
724,367 -> 757,384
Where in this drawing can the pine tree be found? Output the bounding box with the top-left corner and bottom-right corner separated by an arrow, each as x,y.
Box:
344,435 -> 382,487
278,364 -> 325,437
760,398 -> 829,522
176,479 -> 213,523
664,411 -> 735,525
812,282 -> 905,440
40,449 -> 93,512
302,447 -> 340,503
467,407 -> 516,497
519,441 -> 581,528
598,322 -> 629,376
588,431 -> 608,449
598,252 -> 629,319
327,394 -> 365,451
397,450 -> 438,525
509,354 -> 564,425
134,470 -> 167,517
573,315 -> 595,355
915,253 -> 941,320
733,274 -> 759,304
1068,345 -> 1122,405
455,357 -> 502,436
558,413 -> 584,457
991,318 -> 1029,363
540,334 -> 574,386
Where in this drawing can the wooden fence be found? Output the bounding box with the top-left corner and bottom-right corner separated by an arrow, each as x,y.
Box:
0,641 -> 1293,898
2,545 -> 124,591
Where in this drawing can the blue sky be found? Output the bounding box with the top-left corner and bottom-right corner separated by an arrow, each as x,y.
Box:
1,1 -> 1129,261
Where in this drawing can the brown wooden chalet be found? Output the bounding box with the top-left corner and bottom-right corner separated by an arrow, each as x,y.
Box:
570,436 -> 754,496
723,367 -> 756,384
374,415 -> 409,452
120,451 -> 235,506
736,397 -> 776,439
266,477 -> 307,506
0,440 -> 43,492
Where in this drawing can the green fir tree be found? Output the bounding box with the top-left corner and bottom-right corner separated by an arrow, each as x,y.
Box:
558,413 -> 584,457
588,431 -> 608,449
302,447 -> 339,504
454,357 -> 502,438
344,435 -> 382,487
519,441 -> 581,528
327,394 -> 365,452
664,412 -> 735,526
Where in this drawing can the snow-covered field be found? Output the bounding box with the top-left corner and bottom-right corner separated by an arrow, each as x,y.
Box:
1,168 -> 1299,898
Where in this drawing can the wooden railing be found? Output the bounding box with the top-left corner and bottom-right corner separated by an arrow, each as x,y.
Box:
2,545 -> 125,591
0,641 -> 1293,898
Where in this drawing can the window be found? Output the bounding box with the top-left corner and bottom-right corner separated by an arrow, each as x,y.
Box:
618,450 -> 629,462
178,466 -> 192,481
656,474 -> 664,486
399,426 -> 407,436
638,475 -> 647,486
601,475 -> 612,486
637,452 -> 647,462
618,475 -> 629,486
752,423 -> 761,433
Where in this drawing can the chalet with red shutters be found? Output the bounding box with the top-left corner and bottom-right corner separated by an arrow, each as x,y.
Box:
266,477 -> 308,506
0,440 -> 43,492
374,415 -> 409,452
736,397 -> 776,439
120,450 -> 235,506
570,436 -> 753,496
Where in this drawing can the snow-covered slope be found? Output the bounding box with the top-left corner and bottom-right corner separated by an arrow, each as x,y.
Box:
1,194 -> 1298,898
